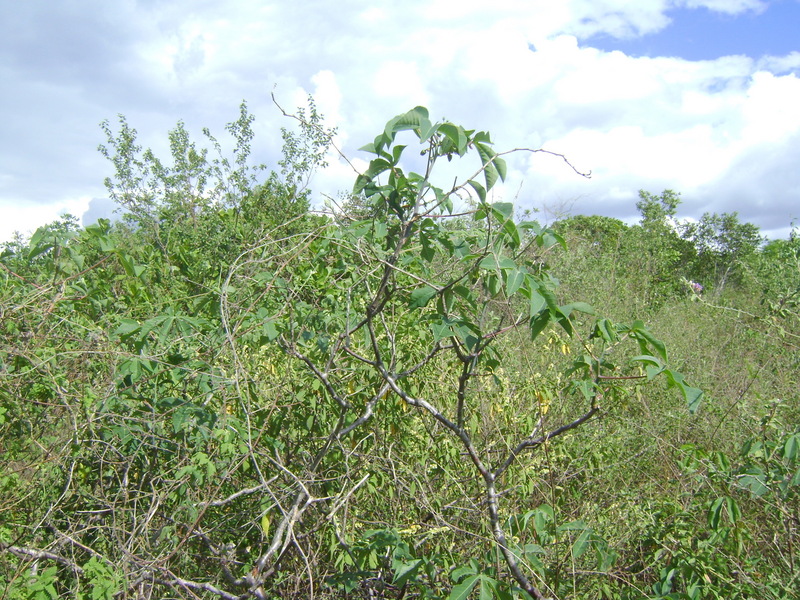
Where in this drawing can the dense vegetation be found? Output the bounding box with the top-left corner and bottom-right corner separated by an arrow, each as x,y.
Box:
1,102 -> 798,600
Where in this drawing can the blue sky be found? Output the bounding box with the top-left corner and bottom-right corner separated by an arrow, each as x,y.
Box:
1,0 -> 799,243
586,1 -> 800,60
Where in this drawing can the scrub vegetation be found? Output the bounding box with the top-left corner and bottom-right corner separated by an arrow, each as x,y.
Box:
1,101 -> 798,599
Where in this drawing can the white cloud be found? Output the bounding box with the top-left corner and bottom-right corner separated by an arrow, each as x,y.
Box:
680,0 -> 766,15
741,71 -> 800,144
2,198 -> 92,242
1,0 -> 799,244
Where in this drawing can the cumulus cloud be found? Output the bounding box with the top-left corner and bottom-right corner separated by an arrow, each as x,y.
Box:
1,0 -> 799,243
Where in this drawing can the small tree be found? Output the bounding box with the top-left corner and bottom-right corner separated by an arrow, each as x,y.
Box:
681,211 -> 764,293
221,108 -> 703,599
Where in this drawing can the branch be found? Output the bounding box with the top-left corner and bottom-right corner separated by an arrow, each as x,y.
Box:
150,572 -> 242,600
495,407 -> 601,479
0,542 -> 84,575
499,147 -> 592,179
196,481 -> 276,508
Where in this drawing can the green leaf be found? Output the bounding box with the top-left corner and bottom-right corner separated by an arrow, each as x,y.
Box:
362,157 -> 392,182
726,495 -> 741,524
560,302 -> 596,317
485,273 -> 501,296
468,180 -> 487,202
631,323 -> 668,362
358,141 -> 378,154
630,355 -> 663,368
505,268 -> 525,297
409,286 -> 438,309
448,574 -> 479,600
387,106 -> 432,140
784,434 -> 800,461
476,143 -> 499,190
262,319 -> 279,342
571,527 -> 593,559
664,369 -> 704,413
494,155 -> 508,181
789,466 -> 800,487
438,123 -> 469,155
453,285 -> 476,305
591,319 -> 618,343
528,286 -> 546,317
529,310 -> 550,340
473,130 -> 492,144
490,202 -> 514,221
532,504 -> 554,536
573,379 -> 598,402
557,519 -> 588,532
431,318 -> 454,342
539,285 -> 560,314
479,254 -> 499,272
498,256 -> 516,270
393,559 -> 423,587
484,164 -> 499,192
118,254 -> 147,279
519,219 -> 542,232
645,365 -> 663,380
737,467 -> 769,496
479,577 -> 496,600
113,318 -> 141,338
682,384 -> 704,413
708,497 -> 724,530
391,144 -> 407,164
503,218 -> 521,248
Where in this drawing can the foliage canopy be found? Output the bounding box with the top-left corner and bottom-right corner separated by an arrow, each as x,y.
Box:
1,102 -> 797,600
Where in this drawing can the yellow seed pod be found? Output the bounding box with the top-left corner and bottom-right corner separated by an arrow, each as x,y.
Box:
536,391 -> 550,415
561,343 -> 570,355
261,511 -> 271,538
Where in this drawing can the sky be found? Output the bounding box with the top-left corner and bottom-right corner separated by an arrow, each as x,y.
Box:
1,0 -> 799,243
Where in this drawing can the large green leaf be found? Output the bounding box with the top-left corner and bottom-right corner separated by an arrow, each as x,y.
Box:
528,286 -> 547,317
392,559 -> 423,587
505,268 -> 525,297
530,309 -> 551,340
490,202 -> 513,221
664,369 -> 704,413
630,322 -> 668,362
783,433 -> 800,461
409,285 -> 438,309
386,106 -> 432,140
468,179 -> 487,202
494,155 -> 508,180
475,142 -> 499,190
438,122 -> 469,155
448,574 -> 479,600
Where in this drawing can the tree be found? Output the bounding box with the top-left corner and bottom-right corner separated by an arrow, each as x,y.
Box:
554,215 -> 628,252
98,99 -> 331,289
681,211 -> 764,292
218,107 -> 702,599
636,189 -> 681,228
621,190 -> 695,303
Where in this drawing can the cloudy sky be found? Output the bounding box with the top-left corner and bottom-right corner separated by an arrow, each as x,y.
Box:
1,0 -> 799,243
